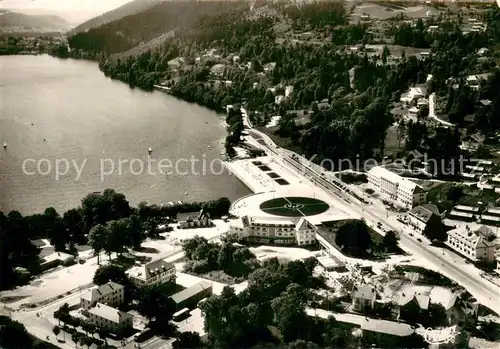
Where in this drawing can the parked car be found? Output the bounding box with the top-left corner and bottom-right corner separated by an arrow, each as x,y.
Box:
417,238 -> 422,242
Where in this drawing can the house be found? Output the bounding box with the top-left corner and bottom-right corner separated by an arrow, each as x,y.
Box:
417,98 -> 428,109
444,295 -> 479,326
495,257 -> 500,275
229,216 -> 317,246
407,204 -> 441,234
285,85 -> 294,98
427,25 -> 439,32
367,167 -> 427,208
460,133 -> 485,152
446,225 -> 497,262
420,51 -> 431,59
400,87 -> 425,106
352,285 -> 377,312
87,303 -> 133,333
41,252 -> 75,269
210,64 -> 226,77
477,48 -> 489,56
128,259 -> 176,288
408,106 -> 419,120
178,209 -> 212,229
80,282 -> 124,310
170,281 -> 213,311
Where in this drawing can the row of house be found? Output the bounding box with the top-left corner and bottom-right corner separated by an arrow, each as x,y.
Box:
79,257 -> 178,334
80,282 -> 131,333
351,285 -> 479,327
367,166 -> 427,209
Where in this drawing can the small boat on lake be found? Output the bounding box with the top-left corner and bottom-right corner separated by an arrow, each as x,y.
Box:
148,147 -> 152,155
3,142 -> 6,149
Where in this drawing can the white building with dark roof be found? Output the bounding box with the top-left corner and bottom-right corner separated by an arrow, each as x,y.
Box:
407,204 -> 441,234
352,285 -> 377,312
80,281 -> 124,310
87,302 -> 133,333
446,225 -> 497,262
128,259 -> 176,288
367,167 -> 427,208
229,216 -> 317,246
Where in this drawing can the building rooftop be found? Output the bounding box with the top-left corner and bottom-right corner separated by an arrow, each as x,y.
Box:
447,225 -> 496,246
361,319 -> 414,337
485,208 -> 500,216
42,251 -> 74,264
352,285 -> 376,300
171,281 -> 212,305
449,210 -> 474,218
316,255 -> 343,269
409,204 -> 439,223
455,205 -> 480,213
129,259 -> 175,281
87,303 -> 131,324
81,281 -> 124,302
251,217 -> 295,226
481,215 -> 500,222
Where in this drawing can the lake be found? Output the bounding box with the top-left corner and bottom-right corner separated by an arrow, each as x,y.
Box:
0,55 -> 250,214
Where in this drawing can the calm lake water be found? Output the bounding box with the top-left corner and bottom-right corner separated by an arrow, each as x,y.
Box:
0,55 -> 250,214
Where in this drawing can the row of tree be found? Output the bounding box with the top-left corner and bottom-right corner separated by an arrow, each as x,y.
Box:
182,236 -> 260,278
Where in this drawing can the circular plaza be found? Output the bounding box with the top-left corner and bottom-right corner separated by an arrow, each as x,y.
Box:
230,186 -> 349,223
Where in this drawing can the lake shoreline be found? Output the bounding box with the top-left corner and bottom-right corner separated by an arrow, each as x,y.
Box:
0,55 -> 251,214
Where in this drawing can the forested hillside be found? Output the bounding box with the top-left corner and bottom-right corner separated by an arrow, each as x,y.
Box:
68,1 -> 247,54
70,0 -> 166,34
55,1 -> 500,168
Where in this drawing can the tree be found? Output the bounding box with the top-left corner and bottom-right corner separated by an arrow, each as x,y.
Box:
138,284 -> 176,334
93,264 -> 128,285
323,316 -> 356,349
52,325 -> 60,337
173,331 -> 204,349
88,224 -> 108,264
423,216 -> 447,242
0,316 -> 34,349
382,231 -> 400,253
426,303 -> 448,328
54,303 -> 70,326
335,220 -> 372,257
271,284 -> 309,342
105,218 -> 133,256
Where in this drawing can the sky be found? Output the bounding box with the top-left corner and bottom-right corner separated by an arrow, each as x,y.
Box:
0,0 -> 134,25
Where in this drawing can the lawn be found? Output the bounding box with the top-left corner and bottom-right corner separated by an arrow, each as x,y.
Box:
259,196 -> 330,217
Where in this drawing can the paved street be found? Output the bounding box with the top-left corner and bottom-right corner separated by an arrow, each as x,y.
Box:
241,108 -> 500,314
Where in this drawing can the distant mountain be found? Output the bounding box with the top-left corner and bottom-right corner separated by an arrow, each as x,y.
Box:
70,0 -> 166,34
0,10 -> 70,33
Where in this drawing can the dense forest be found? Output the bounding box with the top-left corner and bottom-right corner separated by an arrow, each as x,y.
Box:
49,2 -> 500,168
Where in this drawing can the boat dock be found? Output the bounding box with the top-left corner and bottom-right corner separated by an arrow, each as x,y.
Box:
153,85 -> 172,94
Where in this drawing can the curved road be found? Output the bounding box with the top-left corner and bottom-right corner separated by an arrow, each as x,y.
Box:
241,108 -> 500,314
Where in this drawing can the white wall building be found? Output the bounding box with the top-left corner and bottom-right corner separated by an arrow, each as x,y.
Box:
128,259 -> 176,288
400,87 -> 425,106
352,285 -> 377,312
446,225 -> 497,262
80,282 -> 124,310
407,204 -> 441,234
367,167 -> 427,208
229,216 -> 317,246
87,303 -> 133,333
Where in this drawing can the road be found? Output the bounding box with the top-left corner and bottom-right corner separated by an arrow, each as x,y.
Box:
241,108 -> 500,314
